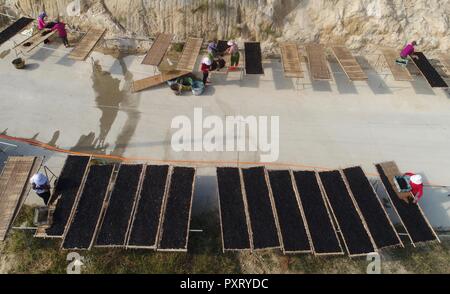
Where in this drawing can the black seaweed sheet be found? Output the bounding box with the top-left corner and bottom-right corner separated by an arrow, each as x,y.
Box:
343,167 -> 401,249
96,165 -> 143,246
293,171 -> 342,254
0,17 -> 33,45
217,40 -> 230,53
412,52 -> 448,88
128,165 -> 169,248
245,42 -> 264,74
376,164 -> 437,244
46,156 -> 90,237
62,165 -> 114,249
158,167 -> 195,250
216,167 -> 251,250
268,170 -> 311,253
242,167 -> 279,249
319,171 -> 375,255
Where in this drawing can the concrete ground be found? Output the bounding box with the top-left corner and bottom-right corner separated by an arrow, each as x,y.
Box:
1,31 -> 450,231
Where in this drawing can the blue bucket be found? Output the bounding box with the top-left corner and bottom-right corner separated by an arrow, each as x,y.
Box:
191,80 -> 205,96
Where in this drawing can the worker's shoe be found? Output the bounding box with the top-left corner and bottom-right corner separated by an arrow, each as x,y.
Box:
395,58 -> 408,66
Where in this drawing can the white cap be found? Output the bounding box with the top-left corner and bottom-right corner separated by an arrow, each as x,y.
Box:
227,40 -> 235,46
202,57 -> 212,66
31,173 -> 48,186
410,175 -> 423,185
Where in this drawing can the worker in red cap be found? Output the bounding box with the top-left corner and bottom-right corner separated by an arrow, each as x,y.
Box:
404,172 -> 424,203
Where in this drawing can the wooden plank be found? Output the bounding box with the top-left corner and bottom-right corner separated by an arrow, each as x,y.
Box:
176,37 -> 203,72
377,162 -> 411,202
440,53 -> 450,75
380,48 -> 413,81
0,157 -> 36,241
14,157 -> 43,223
68,28 -> 106,61
131,70 -> 189,93
142,33 -> 173,66
280,42 -> 303,78
15,30 -> 56,54
305,44 -> 331,80
331,46 -> 368,81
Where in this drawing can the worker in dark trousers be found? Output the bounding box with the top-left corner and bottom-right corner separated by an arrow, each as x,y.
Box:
51,18 -> 70,48
29,173 -> 51,205
226,40 -> 240,70
201,56 -> 213,85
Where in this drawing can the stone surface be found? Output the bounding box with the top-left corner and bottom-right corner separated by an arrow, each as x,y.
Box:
0,0 -> 448,55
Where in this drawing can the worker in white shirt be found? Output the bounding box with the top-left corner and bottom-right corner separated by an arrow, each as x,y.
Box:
29,173 -> 51,205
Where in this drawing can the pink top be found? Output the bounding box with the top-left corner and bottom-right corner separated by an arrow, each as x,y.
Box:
227,44 -> 239,55
52,22 -> 67,37
400,44 -> 415,58
38,18 -> 46,30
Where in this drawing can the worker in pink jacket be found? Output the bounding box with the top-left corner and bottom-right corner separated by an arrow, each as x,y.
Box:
396,41 -> 418,65
38,12 -> 55,44
51,18 -> 70,47
37,12 -> 47,30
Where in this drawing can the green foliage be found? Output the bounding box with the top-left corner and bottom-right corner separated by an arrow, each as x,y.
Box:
2,207 -> 240,274
172,42 -> 185,53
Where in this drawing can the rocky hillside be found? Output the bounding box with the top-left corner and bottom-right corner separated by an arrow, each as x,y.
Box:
1,0 -> 449,55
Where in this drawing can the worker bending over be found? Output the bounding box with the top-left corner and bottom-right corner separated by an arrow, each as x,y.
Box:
201,56 -> 213,85
207,39 -> 218,59
396,41 -> 418,66
51,18 -> 70,48
37,12 -> 56,30
404,172 -> 424,204
30,173 -> 51,205
37,12 -> 55,44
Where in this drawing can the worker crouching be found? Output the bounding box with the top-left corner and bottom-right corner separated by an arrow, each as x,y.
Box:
30,173 -> 51,205
52,18 -> 70,48
404,172 -> 424,204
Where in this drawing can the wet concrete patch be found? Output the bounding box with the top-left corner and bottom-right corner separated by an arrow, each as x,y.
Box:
89,54 -> 141,157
